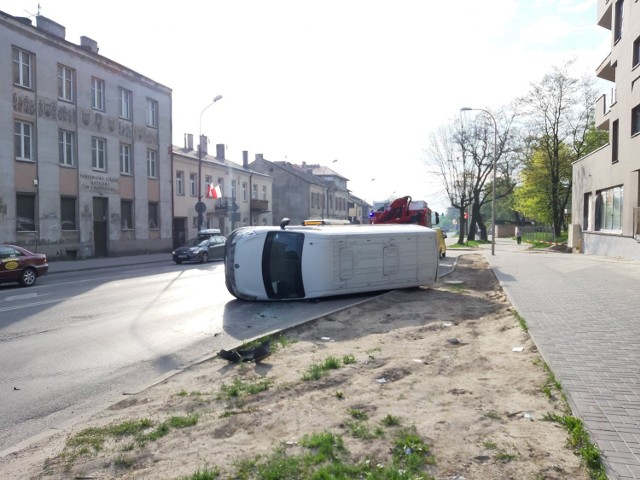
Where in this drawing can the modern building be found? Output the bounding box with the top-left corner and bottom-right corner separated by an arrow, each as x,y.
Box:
172,136 -> 272,246
249,154 -> 349,225
570,0 -> 640,259
1,10 -> 173,258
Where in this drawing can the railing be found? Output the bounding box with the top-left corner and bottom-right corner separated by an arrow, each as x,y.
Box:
214,197 -> 235,210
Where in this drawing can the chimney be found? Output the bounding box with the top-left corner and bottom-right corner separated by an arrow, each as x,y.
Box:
80,36 -> 99,54
242,151 -> 249,168
36,15 -> 65,39
184,133 -> 193,150
199,135 -> 208,156
216,144 -> 225,160
255,153 -> 264,162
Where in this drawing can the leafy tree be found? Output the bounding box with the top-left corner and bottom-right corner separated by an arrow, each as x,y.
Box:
519,62 -> 606,236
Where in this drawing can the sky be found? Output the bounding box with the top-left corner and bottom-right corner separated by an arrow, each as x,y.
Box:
2,0 -> 610,212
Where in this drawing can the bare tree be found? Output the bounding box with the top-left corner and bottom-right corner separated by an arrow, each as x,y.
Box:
425,109 -> 519,243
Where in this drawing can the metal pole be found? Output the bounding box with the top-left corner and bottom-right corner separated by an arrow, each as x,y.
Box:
197,95 -> 223,232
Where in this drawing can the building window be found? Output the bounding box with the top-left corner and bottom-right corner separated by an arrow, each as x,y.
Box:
242,182 -> 248,201
262,185 -> 267,200
252,184 -> 258,199
12,47 -> 32,88
176,171 -> 185,195
583,192 -> 592,231
120,143 -> 132,174
612,119 -> 619,163
121,200 -> 133,230
16,194 -> 36,231
190,173 -> 197,196
205,175 -> 212,194
632,104 -> 640,136
614,0 -> 624,43
61,197 -> 77,230
14,121 -> 33,161
148,202 -> 159,229
147,149 -> 157,178
91,137 -> 107,170
119,87 -> 132,120
59,130 -> 75,166
595,186 -> 623,232
634,36 -> 640,68
57,64 -> 75,102
231,180 -> 236,199
91,77 -> 105,110
146,98 -> 158,127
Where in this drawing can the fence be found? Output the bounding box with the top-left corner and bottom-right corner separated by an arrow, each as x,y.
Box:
521,225 -> 559,244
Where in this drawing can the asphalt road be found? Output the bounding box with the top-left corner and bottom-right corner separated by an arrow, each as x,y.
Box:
0,261 -> 377,454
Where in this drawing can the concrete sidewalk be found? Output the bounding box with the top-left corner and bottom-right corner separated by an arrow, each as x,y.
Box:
480,238 -> 640,480
47,252 -> 171,274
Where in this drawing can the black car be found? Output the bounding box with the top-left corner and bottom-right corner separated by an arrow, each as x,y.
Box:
0,244 -> 49,287
172,234 -> 226,264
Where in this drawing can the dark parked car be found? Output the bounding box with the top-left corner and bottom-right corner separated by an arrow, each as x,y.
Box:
0,244 -> 49,287
172,234 -> 227,264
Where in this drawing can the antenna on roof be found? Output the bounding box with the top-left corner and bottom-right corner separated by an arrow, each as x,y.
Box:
38,3 -> 41,15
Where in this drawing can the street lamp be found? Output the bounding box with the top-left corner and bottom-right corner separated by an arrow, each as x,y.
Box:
197,95 -> 223,231
460,107 -> 497,255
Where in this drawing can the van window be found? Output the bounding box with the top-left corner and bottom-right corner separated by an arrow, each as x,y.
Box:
262,231 -> 305,299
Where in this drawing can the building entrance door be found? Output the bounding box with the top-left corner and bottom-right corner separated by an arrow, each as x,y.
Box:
93,197 -> 108,257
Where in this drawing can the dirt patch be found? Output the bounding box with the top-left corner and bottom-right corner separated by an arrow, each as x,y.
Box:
0,254 -> 589,479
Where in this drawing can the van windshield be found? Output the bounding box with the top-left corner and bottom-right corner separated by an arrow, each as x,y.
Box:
262,231 -> 305,299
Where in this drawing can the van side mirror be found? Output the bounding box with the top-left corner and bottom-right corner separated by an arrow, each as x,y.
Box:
280,218 -> 290,230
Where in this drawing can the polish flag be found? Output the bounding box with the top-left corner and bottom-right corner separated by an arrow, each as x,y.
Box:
207,183 -> 222,199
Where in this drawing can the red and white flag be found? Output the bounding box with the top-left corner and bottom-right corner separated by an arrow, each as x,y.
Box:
207,183 -> 222,199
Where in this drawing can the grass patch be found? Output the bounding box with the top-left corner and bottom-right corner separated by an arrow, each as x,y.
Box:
335,391 -> 345,399
496,451 -> 517,463
540,362 -> 564,402
482,440 -> 498,449
513,310 -> 528,331
381,414 -> 402,427
543,413 -> 607,479
348,408 -> 368,421
232,429 -> 435,479
342,354 -> 356,365
179,467 -> 221,479
302,355 -> 344,381
219,377 -> 273,399
67,418 -> 153,452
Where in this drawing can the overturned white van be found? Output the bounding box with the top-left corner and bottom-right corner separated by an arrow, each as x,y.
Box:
224,220 -> 439,301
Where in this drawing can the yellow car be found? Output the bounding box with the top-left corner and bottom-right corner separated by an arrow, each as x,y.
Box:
435,228 -> 446,258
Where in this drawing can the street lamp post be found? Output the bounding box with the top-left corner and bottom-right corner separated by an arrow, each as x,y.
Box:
460,107 -> 497,255
196,95 -> 223,232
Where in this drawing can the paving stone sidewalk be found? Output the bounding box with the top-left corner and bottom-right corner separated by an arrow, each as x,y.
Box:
482,239 -> 640,480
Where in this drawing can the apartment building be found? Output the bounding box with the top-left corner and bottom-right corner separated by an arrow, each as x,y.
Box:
570,0 -> 640,259
250,156 -> 338,225
172,137 -> 272,246
1,10 -> 172,258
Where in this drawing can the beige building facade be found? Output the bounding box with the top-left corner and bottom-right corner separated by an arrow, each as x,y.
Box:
1,11 -> 173,258
172,136 -> 273,246
571,0 -> 640,259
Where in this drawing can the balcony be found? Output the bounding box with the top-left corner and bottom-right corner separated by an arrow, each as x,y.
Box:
597,0 -> 612,30
596,53 -> 615,82
251,199 -> 269,212
213,197 -> 236,211
595,93 -> 611,131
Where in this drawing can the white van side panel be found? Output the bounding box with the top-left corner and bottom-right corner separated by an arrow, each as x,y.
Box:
301,230 -> 438,298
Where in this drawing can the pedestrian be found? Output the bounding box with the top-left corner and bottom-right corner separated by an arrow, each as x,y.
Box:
515,225 -> 522,245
